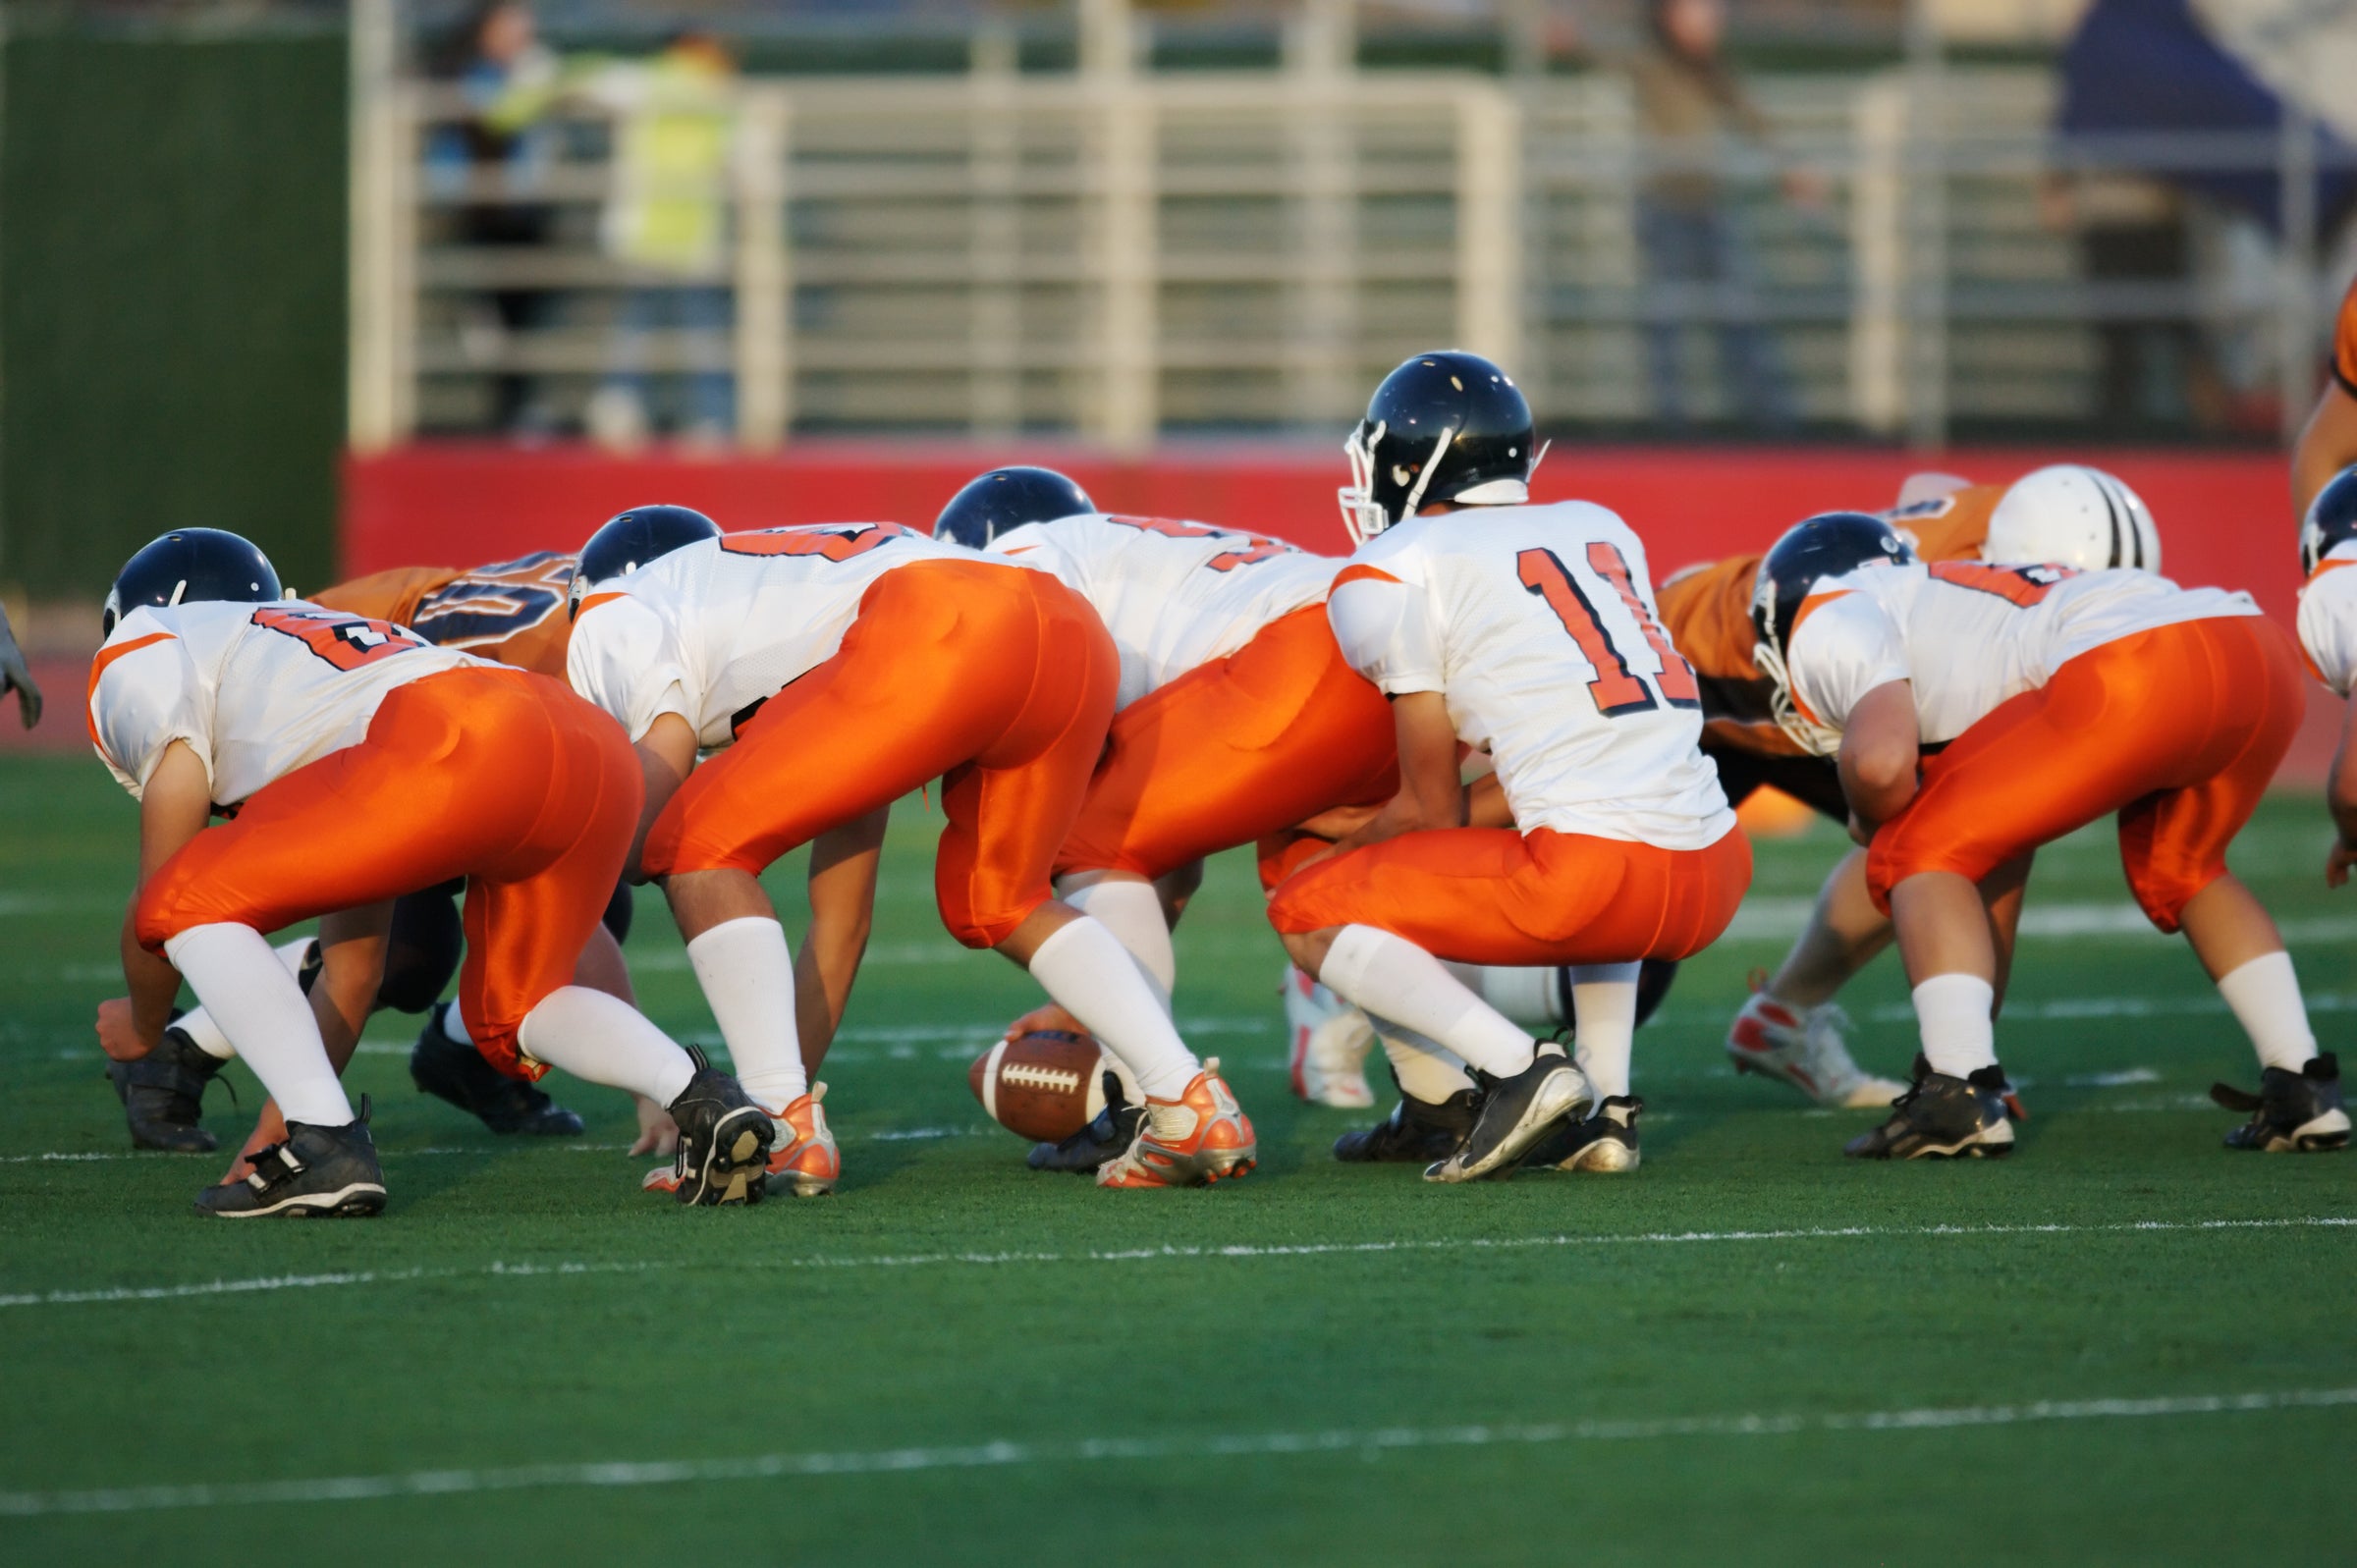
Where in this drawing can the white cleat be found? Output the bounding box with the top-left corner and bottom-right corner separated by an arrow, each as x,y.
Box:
1727,984 -> 1906,1109
1282,965 -> 1376,1108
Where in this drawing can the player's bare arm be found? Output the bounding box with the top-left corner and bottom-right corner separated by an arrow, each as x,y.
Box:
627,711 -> 699,883
2293,381 -> 2357,523
1323,691 -> 1464,856
794,806 -> 888,1070
1836,680 -> 1919,834
116,740 -> 214,1057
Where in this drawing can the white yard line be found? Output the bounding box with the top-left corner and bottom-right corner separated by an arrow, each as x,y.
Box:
2,1216 -> 2346,1313
4,1384 -> 2350,1516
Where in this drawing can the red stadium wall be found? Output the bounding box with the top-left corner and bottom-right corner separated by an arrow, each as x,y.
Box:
338,442 -> 2338,784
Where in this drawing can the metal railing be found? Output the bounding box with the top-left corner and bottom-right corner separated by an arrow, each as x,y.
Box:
348,9 -> 2349,453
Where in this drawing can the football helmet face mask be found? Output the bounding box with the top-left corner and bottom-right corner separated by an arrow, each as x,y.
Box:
568,504 -> 722,618
2301,465 -> 2357,578
1339,351 -> 1544,547
102,528 -> 284,637
1984,463 -> 2161,573
933,466 -> 1097,550
1749,512 -> 1917,756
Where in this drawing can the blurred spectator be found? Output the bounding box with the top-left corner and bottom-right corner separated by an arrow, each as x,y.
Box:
581,31 -> 740,452
428,1 -> 562,439
1625,0 -> 1816,431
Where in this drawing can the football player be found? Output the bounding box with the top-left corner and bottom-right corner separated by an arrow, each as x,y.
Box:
2292,275 -> 2357,522
567,513 -> 1257,1193
2284,467 -> 2357,1147
88,528 -> 776,1216
1660,464 -> 2163,1108
1755,512 -> 2338,1158
1267,351 -> 1751,1181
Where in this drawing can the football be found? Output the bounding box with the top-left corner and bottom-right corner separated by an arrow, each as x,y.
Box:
969,1027 -> 1110,1143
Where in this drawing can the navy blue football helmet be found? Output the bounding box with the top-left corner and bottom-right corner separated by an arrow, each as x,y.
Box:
102,528 -> 283,637
932,467 -> 1097,550
568,504 -> 722,618
2302,465 -> 2357,577
1749,512 -> 1916,662
1340,351 -> 1541,545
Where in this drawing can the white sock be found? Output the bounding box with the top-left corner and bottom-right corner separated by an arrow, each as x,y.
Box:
171,936 -> 316,1061
2216,950 -> 2317,1073
1567,961 -> 1639,1100
1464,965 -> 1566,1031
162,924 -> 353,1126
517,986 -> 696,1106
1058,876 -> 1176,1015
443,1001 -> 473,1044
1319,925 -> 1536,1080
1027,915 -> 1199,1100
1912,973 -> 1999,1078
685,916 -> 806,1111
1369,1015 -> 1479,1103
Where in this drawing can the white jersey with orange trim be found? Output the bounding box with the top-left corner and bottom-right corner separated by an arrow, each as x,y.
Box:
985,512 -> 1336,710
87,599 -> 475,805
569,522 -> 1040,748
1785,562 -> 2261,749
1324,502 -> 1733,850
2297,541 -> 2357,696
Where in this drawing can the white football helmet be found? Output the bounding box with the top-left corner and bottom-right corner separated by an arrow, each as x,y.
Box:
1984,464 -> 2161,573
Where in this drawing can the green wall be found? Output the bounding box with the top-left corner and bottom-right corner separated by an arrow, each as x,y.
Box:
1,28 -> 347,599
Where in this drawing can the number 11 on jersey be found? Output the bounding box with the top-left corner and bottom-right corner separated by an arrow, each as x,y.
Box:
1516,543 -> 1701,718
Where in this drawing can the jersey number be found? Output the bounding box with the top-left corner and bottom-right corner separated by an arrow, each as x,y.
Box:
411,553 -> 575,647
720,523 -> 911,562
1927,561 -> 2076,606
1103,514 -> 1290,572
252,607 -> 427,672
1517,544 -> 1701,718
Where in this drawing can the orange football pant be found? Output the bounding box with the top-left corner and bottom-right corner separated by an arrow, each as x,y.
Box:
135,668 -> 640,1078
1266,823 -> 1753,967
1057,604 -> 1399,880
643,559 -> 1119,948
1866,615 -> 2304,932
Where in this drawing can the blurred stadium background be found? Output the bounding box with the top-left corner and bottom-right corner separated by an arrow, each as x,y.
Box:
4,0 -> 2354,748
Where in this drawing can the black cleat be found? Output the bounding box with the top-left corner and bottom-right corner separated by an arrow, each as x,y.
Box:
1425,1047 -> 1590,1183
1334,1087 -> 1482,1163
2213,1054 -> 2351,1153
410,1002 -> 584,1137
1845,1057 -> 2016,1161
107,1027 -> 228,1153
1522,1094 -> 1643,1173
1029,1071 -> 1144,1174
193,1110 -> 385,1218
664,1048 -> 774,1207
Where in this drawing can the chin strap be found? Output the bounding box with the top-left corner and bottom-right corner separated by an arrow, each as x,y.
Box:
1751,640 -> 1843,758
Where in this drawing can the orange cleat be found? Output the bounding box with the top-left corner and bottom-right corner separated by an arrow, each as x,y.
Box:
1096,1058 -> 1256,1189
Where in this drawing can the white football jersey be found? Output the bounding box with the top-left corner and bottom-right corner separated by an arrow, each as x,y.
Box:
986,513 -> 1336,709
569,522 -> 1041,748
2297,543 -> 2357,696
1325,502 -> 1733,850
88,599 -> 475,804
1786,561 -> 2261,748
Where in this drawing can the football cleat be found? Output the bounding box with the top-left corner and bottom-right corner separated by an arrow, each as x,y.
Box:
1727,978 -> 1905,1108
1844,1057 -> 2016,1161
108,1026 -> 228,1153
1282,965 -> 1376,1108
1522,1094 -> 1643,1173
656,1049 -> 774,1206
763,1084 -> 841,1198
1333,1085 -> 1482,1163
1425,1047 -> 1590,1184
192,1108 -> 384,1218
1030,1070 -> 1145,1174
1096,1059 -> 1256,1189
2212,1054 -> 2350,1153
410,1002 -> 584,1137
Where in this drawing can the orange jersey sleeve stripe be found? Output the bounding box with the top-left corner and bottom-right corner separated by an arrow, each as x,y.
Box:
84,631 -> 177,758
574,591 -> 628,620
1330,564 -> 1401,590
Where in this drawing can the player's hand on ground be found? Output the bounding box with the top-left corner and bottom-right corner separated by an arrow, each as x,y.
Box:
0,609 -> 41,730
630,1095 -> 679,1157
94,997 -> 154,1061
224,1100 -> 289,1186
2328,836 -> 2357,890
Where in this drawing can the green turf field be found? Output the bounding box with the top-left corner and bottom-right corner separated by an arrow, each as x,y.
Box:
2,751 -> 2352,1565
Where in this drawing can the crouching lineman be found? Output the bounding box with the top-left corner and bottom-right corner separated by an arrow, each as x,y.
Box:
89,529 -> 776,1215
1267,351 -> 1751,1180
1755,512 -> 2341,1158
566,513 -> 1256,1193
